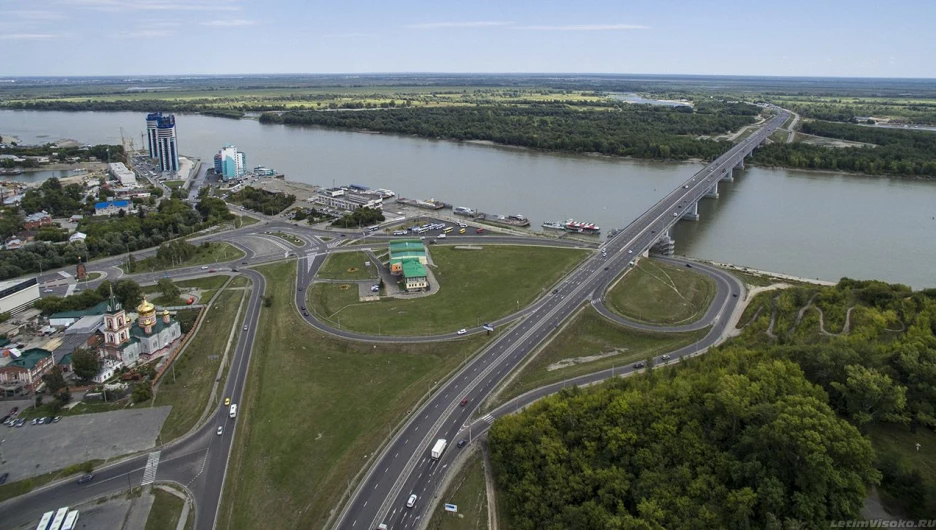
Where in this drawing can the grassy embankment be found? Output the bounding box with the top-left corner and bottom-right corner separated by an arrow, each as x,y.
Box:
219,261 -> 491,530
490,308 -> 709,408
124,242 -> 244,273
427,450 -> 489,530
270,232 -> 304,246
314,250 -> 378,281
151,286 -> 247,442
142,275 -> 229,306
604,259 -> 716,325
145,488 -> 187,530
233,214 -> 260,228
309,246 -> 588,336
164,180 -> 186,189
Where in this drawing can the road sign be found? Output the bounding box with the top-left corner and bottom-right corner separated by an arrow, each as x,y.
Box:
444,504 -> 457,513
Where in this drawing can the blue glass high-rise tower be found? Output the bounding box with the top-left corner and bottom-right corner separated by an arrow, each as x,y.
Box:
155,114 -> 179,173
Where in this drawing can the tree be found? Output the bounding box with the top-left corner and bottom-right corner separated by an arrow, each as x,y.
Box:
132,382 -> 153,403
114,279 -> 143,309
126,253 -> 136,273
42,365 -> 67,394
71,348 -> 102,381
157,278 -> 180,301
830,364 -> 909,431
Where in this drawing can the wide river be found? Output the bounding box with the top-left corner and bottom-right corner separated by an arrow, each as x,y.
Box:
2,110 -> 934,288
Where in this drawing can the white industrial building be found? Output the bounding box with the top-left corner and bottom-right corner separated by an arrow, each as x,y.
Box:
0,278 -> 41,315
108,162 -> 137,187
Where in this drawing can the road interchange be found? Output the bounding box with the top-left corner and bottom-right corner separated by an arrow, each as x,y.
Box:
0,110 -> 787,529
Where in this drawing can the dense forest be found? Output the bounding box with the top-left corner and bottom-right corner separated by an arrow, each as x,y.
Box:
490,279 -> 936,528
0,197 -> 225,280
753,120 -> 936,177
260,104 -> 758,160
228,187 -> 295,215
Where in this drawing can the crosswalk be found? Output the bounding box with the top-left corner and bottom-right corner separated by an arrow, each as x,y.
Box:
141,451 -> 161,486
480,414 -> 495,425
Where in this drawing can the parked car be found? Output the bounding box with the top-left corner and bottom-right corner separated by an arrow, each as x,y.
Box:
52,416 -> 61,423
30,418 -> 37,425
0,472 -> 8,485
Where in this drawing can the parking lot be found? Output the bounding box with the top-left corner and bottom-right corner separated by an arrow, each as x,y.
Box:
0,407 -> 171,483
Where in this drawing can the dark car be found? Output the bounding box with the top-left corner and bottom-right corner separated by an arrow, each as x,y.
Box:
604,267 -> 609,270
634,362 -> 645,369
301,305 -> 306,310
242,261 -> 248,265
685,264 -> 692,268
552,289 -> 558,294
460,398 -> 468,406
0,472 -> 8,485
232,268 -> 239,272
298,287 -> 303,291
77,474 -> 94,484
457,439 -> 467,448
732,293 -> 738,298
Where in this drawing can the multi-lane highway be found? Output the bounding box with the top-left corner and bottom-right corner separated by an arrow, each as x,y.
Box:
334,110 -> 788,529
0,108 -> 786,529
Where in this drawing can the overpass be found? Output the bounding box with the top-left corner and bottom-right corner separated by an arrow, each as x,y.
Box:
334,108 -> 790,530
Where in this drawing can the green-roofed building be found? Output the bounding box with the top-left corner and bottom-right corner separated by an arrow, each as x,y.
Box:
388,239 -> 430,292
401,260 -> 429,292
0,347 -> 54,394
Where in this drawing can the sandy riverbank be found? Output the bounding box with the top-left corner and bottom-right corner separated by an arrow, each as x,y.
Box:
697,258 -> 836,286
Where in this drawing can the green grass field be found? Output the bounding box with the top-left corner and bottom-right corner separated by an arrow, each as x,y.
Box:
314,250 -> 379,280
127,242 -> 244,273
219,261 -> 490,530
271,231 -> 304,247
428,450 -> 489,530
142,276 -> 231,305
604,259 -> 716,325
145,488 -> 187,530
490,308 -> 710,408
870,423 -> 936,517
164,180 -> 186,189
152,287 -> 246,442
233,215 -> 260,228
309,246 -> 588,335
228,275 -> 250,288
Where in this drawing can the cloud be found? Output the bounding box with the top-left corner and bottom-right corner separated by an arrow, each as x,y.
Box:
517,24 -> 648,31
201,19 -> 257,27
0,33 -> 58,40
64,0 -> 241,12
405,21 -> 513,29
6,10 -> 65,20
115,29 -> 177,38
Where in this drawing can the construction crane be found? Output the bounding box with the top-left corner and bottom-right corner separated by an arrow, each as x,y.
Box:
119,127 -> 134,171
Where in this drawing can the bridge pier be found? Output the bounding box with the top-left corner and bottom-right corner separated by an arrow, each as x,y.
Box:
650,230 -> 675,256
680,201 -> 699,221
735,158 -> 744,170
705,181 -> 719,198
721,168 -> 734,182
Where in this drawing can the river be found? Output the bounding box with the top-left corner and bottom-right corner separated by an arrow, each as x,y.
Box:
1,110 -> 934,288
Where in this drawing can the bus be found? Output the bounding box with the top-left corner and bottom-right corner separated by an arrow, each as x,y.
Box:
443,227 -> 453,234
47,507 -> 69,530
36,511 -> 54,530
61,511 -> 79,530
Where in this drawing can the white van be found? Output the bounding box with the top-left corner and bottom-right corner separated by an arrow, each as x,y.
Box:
229,404 -> 237,418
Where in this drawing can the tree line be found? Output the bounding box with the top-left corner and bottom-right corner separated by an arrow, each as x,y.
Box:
0,197 -> 225,280
752,120 -> 936,177
228,187 -> 295,215
259,104 -> 758,161
489,347 -> 878,529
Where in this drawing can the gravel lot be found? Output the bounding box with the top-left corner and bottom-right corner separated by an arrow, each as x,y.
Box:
0,407 -> 171,483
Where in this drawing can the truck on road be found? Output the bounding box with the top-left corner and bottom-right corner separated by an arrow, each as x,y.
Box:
431,439 -> 447,460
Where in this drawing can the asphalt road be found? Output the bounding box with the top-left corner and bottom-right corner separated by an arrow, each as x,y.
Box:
2,108 -> 786,530
334,110 -> 788,530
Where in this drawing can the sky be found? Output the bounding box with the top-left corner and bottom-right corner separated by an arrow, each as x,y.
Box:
1,0 -> 934,78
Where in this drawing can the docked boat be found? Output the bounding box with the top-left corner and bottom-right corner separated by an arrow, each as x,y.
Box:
482,213 -> 531,228
395,197 -> 449,210
454,206 -> 475,216
542,221 -> 565,230
564,219 -> 601,234
374,188 -> 396,198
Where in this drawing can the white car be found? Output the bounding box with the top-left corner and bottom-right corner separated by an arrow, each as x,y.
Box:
628,250 -> 633,254
217,426 -> 223,436
406,494 -> 417,508
457,329 -> 467,335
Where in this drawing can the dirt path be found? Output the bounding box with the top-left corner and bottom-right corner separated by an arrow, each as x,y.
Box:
786,112 -> 800,143
788,293 -> 818,336
816,305 -> 856,336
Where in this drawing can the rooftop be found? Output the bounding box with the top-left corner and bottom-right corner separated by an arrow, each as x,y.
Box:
50,301 -> 110,320
401,259 -> 427,279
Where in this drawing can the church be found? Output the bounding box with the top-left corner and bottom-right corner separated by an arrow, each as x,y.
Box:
101,291 -> 182,367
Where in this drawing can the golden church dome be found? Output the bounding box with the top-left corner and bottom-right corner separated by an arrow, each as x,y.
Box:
137,296 -> 155,314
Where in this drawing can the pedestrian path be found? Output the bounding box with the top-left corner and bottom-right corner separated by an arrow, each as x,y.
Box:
142,451 -> 161,486
480,414 -> 495,425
